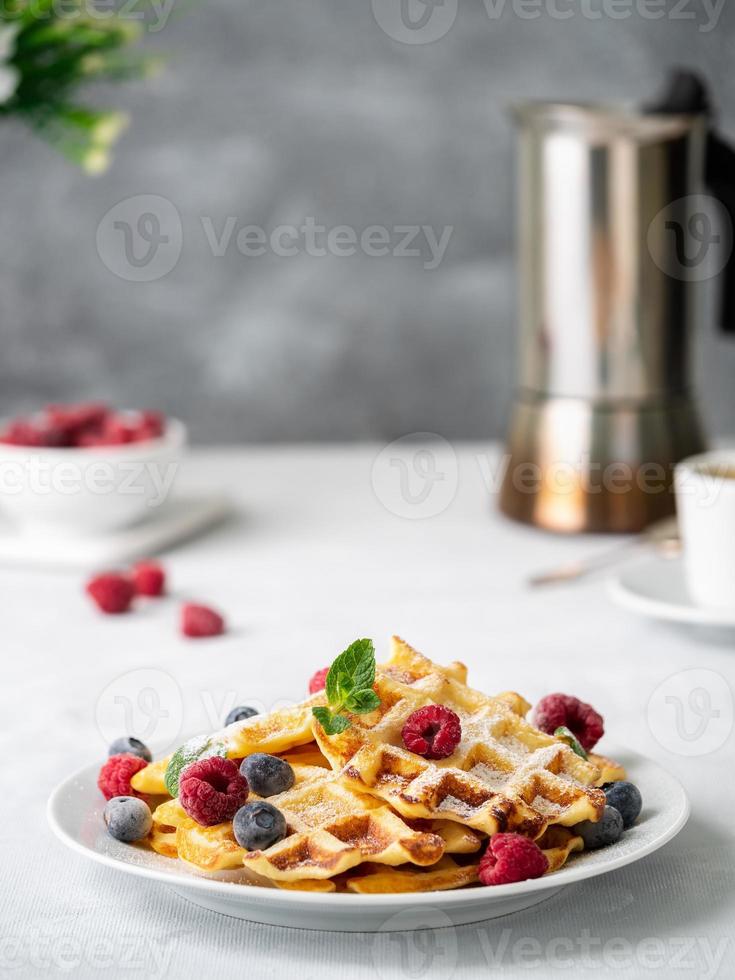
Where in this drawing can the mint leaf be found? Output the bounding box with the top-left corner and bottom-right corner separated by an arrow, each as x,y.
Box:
164,735 -> 227,797
312,638 -> 380,735
554,726 -> 588,760
325,638 -> 375,705
345,688 -> 381,714
312,706 -> 351,735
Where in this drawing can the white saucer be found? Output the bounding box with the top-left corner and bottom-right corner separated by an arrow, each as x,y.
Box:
0,493 -> 232,569
609,556 -> 735,627
47,747 -> 688,932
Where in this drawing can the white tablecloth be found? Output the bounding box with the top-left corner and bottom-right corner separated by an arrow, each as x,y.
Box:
3,445 -> 734,979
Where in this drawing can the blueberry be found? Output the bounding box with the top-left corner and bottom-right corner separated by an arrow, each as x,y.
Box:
108,737 -> 152,762
603,781 -> 642,829
104,796 -> 152,842
574,805 -> 624,849
240,754 -> 294,797
225,706 -> 259,726
233,802 -> 287,851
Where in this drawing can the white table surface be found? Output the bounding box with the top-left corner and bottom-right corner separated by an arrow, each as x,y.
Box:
3,444 -> 734,980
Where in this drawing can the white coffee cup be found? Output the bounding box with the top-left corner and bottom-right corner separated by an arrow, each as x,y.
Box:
675,451 -> 735,609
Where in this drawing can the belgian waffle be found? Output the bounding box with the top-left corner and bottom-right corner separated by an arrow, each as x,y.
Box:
150,798 -> 245,871
240,765 -> 446,881
313,637 -> 605,838
136,636 -> 627,892
186,642 -> 472,764
342,827 -> 583,894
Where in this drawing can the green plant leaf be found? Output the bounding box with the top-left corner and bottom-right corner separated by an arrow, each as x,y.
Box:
312,706 -> 351,736
345,688 -> 381,715
164,735 -> 227,797
554,726 -> 588,760
325,638 -> 375,705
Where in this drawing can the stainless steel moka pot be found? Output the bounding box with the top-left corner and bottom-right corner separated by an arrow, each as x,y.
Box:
500,73 -> 735,533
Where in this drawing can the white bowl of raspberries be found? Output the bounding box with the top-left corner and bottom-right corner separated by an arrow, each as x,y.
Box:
0,402 -> 186,534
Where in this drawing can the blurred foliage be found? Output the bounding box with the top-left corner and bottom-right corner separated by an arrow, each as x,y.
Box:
0,0 -> 160,173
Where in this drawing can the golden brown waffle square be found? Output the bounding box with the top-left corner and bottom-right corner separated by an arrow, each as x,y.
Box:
314,637 -> 605,838
342,827 -> 584,893
345,856 -> 480,894
240,765 -> 446,881
217,698 -> 326,758
199,642 -> 472,763
150,798 -> 245,871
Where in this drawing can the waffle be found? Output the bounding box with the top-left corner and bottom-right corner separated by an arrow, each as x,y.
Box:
183,643 -> 471,765
343,826 -> 584,893
150,798 -> 245,871
131,756 -> 171,796
137,637 -> 627,893
589,752 -> 627,785
314,637 -> 605,838
535,826 -> 584,873
240,765 -> 446,881
345,856 -> 479,894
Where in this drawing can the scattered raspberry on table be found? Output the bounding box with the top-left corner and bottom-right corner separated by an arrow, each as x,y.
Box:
131,560 -> 166,597
181,603 -> 226,638
86,572 -> 135,614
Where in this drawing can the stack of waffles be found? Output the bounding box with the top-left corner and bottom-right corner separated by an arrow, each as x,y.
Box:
133,638 -> 625,893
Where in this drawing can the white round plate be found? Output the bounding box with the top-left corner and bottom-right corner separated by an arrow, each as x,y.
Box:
48,746 -> 688,931
609,555 -> 735,627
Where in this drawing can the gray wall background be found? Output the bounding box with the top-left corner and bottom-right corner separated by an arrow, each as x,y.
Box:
3,0 -> 735,443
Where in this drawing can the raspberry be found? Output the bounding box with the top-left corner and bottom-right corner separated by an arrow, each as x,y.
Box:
179,757 -> 248,826
533,693 -> 604,752
132,560 -> 166,597
98,753 -> 148,801
0,417 -> 69,447
308,667 -> 329,694
46,402 -> 109,443
0,404 -> 166,448
181,603 -> 225,638
478,833 -> 549,886
102,415 -> 137,444
402,705 -> 462,759
86,572 -> 135,614
137,410 -> 165,439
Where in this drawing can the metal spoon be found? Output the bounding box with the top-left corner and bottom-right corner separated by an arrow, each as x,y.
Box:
528,517 -> 680,588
